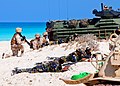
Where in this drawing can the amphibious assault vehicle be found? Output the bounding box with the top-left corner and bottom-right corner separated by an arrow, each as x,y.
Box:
46,3 -> 120,41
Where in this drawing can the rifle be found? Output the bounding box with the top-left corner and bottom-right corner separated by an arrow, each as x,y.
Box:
22,36 -> 31,46
19,33 -> 31,46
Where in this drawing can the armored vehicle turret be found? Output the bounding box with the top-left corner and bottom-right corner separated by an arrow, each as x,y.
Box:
93,3 -> 120,18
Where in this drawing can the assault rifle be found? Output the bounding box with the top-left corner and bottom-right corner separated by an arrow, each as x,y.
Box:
19,33 -> 31,46
22,36 -> 31,46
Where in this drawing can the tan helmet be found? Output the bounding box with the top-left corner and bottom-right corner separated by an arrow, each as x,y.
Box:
16,27 -> 22,33
35,33 -> 40,38
43,32 -> 48,36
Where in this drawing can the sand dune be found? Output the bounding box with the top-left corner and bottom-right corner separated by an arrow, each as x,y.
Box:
0,41 -> 110,86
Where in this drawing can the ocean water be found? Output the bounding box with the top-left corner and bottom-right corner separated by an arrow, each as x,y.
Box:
0,22 -> 46,41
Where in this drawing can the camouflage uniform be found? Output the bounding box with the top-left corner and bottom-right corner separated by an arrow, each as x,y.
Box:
41,32 -> 49,47
30,39 -> 41,50
12,58 -> 64,75
11,33 -> 24,56
30,34 -> 41,50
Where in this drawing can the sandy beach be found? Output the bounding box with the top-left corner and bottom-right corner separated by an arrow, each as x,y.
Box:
0,40 -> 110,86
0,1 -> 119,85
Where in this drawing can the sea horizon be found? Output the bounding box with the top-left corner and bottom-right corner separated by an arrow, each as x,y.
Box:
0,22 -> 46,41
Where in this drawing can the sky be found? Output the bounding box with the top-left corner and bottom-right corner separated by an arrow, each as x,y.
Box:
0,0 -> 120,22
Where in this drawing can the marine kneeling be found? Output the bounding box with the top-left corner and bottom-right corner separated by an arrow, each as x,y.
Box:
11,27 -> 25,57
30,33 -> 41,50
41,32 -> 49,47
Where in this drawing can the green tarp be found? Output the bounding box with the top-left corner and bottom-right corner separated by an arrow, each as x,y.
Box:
71,72 -> 90,80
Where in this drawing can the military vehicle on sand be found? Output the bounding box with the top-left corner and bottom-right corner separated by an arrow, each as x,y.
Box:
46,3 -> 120,41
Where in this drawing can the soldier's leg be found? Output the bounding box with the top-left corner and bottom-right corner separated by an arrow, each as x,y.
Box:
12,49 -> 18,56
16,45 -> 22,57
20,45 -> 24,56
11,45 -> 18,56
12,50 -> 16,56
15,50 -> 18,56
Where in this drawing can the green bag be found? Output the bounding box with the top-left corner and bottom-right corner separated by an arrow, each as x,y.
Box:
71,72 -> 90,80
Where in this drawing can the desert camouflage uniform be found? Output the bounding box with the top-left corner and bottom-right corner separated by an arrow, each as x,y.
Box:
30,39 -> 41,50
11,33 -> 24,56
